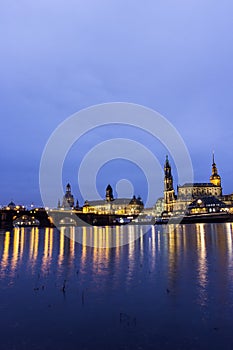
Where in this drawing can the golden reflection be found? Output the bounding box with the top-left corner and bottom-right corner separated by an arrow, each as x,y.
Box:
81,226 -> 87,268
126,226 -> 137,285
227,223 -> 233,284
182,225 -> 187,251
30,227 -> 39,261
81,226 -> 144,277
1,224 -> 233,301
151,226 -> 155,252
104,226 -> 110,260
19,228 -> 25,260
166,224 -> 185,290
167,225 -> 177,281
33,228 -> 39,262
119,226 -> 125,247
140,227 -> 144,256
115,226 -> 120,258
113,226 -> 120,272
150,226 -> 156,270
44,227 -> 49,256
1,231 -> 10,274
11,228 -> 20,273
91,226 -> 111,273
42,228 -> 53,272
128,226 -> 135,260
196,224 -> 208,305
58,228 -> 65,266
226,223 -> 233,260
100,227 -> 104,248
157,228 -> 161,252
94,226 -> 98,250
93,227 -> 98,266
49,228 -> 53,257
29,228 -> 35,260
105,226 -> 109,249
69,227 -> 75,260
27,228 -> 40,270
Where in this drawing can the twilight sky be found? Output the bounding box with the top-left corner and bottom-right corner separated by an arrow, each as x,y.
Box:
1,0 -> 233,207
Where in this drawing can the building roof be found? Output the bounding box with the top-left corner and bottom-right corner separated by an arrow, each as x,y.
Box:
84,197 -> 143,207
188,196 -> 226,208
179,182 -> 218,188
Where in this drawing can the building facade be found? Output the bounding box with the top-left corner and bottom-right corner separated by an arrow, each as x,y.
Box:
163,154 -> 229,215
187,196 -> 227,215
83,184 -> 144,215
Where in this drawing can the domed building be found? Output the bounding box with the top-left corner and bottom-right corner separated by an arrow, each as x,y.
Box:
83,184 -> 144,215
62,183 -> 75,208
7,201 -> 16,209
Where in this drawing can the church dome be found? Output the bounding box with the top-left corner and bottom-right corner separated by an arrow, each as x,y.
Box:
62,183 -> 75,208
8,201 -> 16,208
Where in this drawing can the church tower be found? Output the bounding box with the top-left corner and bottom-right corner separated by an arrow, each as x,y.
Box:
210,153 -> 222,190
164,156 -> 175,213
106,184 -> 114,202
62,183 -> 75,208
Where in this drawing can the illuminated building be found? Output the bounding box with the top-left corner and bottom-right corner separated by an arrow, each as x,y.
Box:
163,156 -> 176,214
162,154 -> 230,216
210,153 -> 221,187
83,184 -> 144,215
176,154 -> 223,213
187,196 -> 227,215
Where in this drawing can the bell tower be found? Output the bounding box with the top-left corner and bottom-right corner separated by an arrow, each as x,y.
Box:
106,184 -> 114,202
210,152 -> 222,189
164,156 -> 175,213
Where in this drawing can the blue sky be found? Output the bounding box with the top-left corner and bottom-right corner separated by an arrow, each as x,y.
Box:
1,0 -> 233,207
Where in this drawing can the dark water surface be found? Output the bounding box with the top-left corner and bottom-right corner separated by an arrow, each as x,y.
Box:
0,223 -> 233,350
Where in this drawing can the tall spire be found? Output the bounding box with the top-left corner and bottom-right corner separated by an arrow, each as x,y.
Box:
210,152 -> 221,189
164,155 -> 171,178
211,152 -> 218,176
212,151 -> 215,165
164,156 -> 175,213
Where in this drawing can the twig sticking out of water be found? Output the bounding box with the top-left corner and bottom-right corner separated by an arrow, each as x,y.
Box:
62,279 -> 66,293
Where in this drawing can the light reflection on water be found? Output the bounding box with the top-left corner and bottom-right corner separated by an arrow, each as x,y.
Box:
196,224 -> 208,306
0,223 -> 233,349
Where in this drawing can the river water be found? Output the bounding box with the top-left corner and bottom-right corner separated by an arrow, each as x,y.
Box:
0,223 -> 233,350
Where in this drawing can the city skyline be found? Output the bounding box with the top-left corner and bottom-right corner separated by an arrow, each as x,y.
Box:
1,1 -> 233,205
1,3 -> 233,349
0,151 -> 230,210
